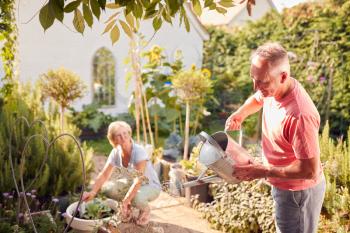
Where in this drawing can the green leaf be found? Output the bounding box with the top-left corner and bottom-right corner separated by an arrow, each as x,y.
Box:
125,12 -> 135,29
183,13 -> 190,32
162,8 -> 172,24
218,0 -> 234,7
103,19 -> 116,34
106,3 -> 120,9
144,9 -> 157,19
192,0 -> 202,16
110,25 -> 120,44
50,0 -> 64,22
133,2 -> 143,18
152,17 -> 162,31
140,0 -> 150,8
90,0 -> 101,19
104,12 -> 120,24
98,0 -> 106,10
165,108 -> 180,122
119,20 -> 133,38
83,4 -> 93,27
73,9 -> 85,34
64,0 -> 81,13
216,7 -> 227,14
39,3 -> 55,31
204,0 -> 214,8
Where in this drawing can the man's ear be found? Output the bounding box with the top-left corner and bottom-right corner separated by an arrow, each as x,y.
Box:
280,72 -> 288,83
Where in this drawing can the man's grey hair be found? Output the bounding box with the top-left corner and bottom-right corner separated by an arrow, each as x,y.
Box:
251,42 -> 290,76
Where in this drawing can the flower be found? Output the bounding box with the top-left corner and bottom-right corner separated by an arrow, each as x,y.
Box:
2,192 -> 9,198
31,189 -> 37,194
306,75 -> 315,83
202,69 -> 211,79
26,192 -> 31,197
319,76 -> 326,84
52,198 -> 59,203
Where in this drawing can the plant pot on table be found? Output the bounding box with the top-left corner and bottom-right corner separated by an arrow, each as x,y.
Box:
185,174 -> 213,204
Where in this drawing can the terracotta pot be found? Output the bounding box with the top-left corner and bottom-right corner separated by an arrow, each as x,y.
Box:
65,199 -> 118,233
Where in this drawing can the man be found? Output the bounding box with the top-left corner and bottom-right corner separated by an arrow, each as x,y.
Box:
225,42 -> 326,233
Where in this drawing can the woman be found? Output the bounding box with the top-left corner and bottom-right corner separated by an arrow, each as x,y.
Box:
82,121 -> 161,226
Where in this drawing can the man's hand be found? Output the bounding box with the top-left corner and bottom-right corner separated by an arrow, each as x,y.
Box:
225,112 -> 244,131
232,163 -> 269,181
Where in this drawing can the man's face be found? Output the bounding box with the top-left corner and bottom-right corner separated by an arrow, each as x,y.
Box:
112,126 -> 131,146
250,56 -> 281,98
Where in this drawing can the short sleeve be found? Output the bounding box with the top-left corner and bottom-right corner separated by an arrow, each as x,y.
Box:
106,148 -> 120,167
253,91 -> 264,105
289,115 -> 320,159
132,146 -> 149,164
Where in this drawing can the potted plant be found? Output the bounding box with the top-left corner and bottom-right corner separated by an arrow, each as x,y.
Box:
65,198 -> 119,233
180,144 -> 213,203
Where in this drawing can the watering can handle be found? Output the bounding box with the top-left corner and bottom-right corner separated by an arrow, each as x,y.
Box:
224,128 -> 243,146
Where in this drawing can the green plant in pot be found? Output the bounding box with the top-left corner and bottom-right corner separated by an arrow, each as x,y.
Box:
81,198 -> 115,220
65,198 -> 119,232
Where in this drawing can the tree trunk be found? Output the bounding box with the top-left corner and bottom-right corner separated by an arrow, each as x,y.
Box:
183,101 -> 190,160
191,103 -> 202,135
138,81 -> 148,145
60,105 -> 65,133
131,33 -> 140,143
140,80 -> 154,147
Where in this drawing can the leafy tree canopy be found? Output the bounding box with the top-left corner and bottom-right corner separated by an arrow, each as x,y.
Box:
38,0 -> 255,44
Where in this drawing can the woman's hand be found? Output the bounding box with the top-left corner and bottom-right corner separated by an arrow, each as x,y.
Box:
121,199 -> 132,218
82,191 -> 97,202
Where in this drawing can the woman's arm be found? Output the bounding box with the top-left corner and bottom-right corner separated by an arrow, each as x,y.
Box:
122,160 -> 147,204
82,163 -> 114,201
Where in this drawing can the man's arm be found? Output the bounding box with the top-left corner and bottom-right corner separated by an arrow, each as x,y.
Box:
267,156 -> 320,180
233,156 -> 320,180
226,95 -> 263,131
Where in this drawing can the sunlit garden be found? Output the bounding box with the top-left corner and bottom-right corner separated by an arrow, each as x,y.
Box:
0,0 -> 349,232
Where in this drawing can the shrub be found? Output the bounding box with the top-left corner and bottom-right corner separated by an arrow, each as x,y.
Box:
193,181 -> 275,233
0,85 -> 94,197
320,122 -> 350,223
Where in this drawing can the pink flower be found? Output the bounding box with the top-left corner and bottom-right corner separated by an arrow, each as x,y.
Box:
307,75 -> 315,83
319,76 -> 326,84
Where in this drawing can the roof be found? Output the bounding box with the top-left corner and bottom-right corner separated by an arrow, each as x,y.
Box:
199,0 -> 278,26
184,2 -> 210,40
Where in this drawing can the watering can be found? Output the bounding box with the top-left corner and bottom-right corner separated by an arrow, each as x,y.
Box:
183,130 -> 253,188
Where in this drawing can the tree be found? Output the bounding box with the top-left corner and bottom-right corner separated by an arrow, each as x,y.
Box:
37,0 -> 256,44
172,65 -> 212,160
39,67 -> 87,131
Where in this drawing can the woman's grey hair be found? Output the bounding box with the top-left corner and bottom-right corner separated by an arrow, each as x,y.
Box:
107,121 -> 132,146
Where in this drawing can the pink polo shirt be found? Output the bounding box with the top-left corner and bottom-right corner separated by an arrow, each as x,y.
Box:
254,78 -> 322,191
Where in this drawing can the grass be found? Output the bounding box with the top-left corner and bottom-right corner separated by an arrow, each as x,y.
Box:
84,138 -> 112,156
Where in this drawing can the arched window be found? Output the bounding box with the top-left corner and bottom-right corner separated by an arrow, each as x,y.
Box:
92,47 -> 116,106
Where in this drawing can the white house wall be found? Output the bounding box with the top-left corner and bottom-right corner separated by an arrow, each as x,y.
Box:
229,0 -> 274,27
16,0 -> 206,115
